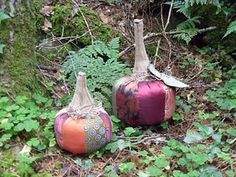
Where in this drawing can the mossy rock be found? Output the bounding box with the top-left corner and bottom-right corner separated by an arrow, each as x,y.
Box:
0,1 -> 46,96
47,2 -> 118,46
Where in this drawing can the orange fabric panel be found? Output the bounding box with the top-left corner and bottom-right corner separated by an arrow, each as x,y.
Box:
62,118 -> 86,154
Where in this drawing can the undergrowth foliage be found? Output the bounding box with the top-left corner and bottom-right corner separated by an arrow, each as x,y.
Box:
170,0 -> 236,43
63,38 -> 131,112
0,95 -> 56,150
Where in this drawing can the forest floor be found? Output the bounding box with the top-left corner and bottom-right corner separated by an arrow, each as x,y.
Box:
0,1 -> 235,177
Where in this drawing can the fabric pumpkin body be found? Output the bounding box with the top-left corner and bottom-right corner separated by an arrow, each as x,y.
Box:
112,19 -> 176,126
54,73 -> 112,154
114,80 -> 176,126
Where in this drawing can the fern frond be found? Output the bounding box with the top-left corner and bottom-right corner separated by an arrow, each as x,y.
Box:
223,20 -> 236,38
173,17 -> 200,43
174,28 -> 198,44
171,0 -> 221,18
63,37 -> 131,112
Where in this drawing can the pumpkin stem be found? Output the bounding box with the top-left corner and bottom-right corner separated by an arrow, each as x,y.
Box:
133,19 -> 150,73
69,72 -> 95,111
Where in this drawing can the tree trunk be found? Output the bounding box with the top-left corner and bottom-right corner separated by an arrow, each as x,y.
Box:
0,0 -> 45,96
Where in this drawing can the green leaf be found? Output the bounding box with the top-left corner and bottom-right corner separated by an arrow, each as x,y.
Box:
225,170 -> 235,177
0,11 -> 10,23
33,94 -> 49,104
161,146 -> 180,157
146,166 -> 162,176
111,115 -> 120,123
124,127 -> 137,136
105,142 -> 119,153
83,159 -> 94,170
198,125 -> 214,137
138,171 -> 150,177
27,138 -> 40,147
177,157 -> 189,166
15,96 -> 28,104
119,162 -> 136,173
173,113 -> 184,121
184,130 -> 204,144
23,120 -> 39,132
1,122 -> 14,130
14,122 -> 25,131
186,153 -> 209,166
173,170 -> 188,177
187,170 -> 200,177
0,133 -> 12,146
5,104 -> 20,112
223,20 -> 236,38
217,152 -> 233,164
0,43 -> 5,54
212,133 -> 222,143
200,166 -> 223,177
155,157 -> 169,168
226,128 -> 236,136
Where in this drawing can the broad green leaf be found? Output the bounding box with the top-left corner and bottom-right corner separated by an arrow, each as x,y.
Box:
173,113 -> 184,121
27,138 -> 40,147
198,125 -> 214,137
227,128 -> 236,137
155,157 -> 169,168
124,127 -> 137,136
0,133 -> 12,145
15,96 -> 28,104
184,130 -> 204,144
0,43 -> 5,54
200,166 -> 223,177
177,157 -> 188,167
212,133 -> 222,143
186,153 -> 209,165
83,159 -> 94,170
187,170 -> 200,177
23,120 -> 39,132
119,162 -> 136,173
146,166 -> 162,176
0,11 -> 10,23
162,146 -> 180,157
225,170 -> 235,177
217,152 -> 233,164
138,171 -> 150,177
223,20 -> 236,38
5,104 -> 20,112
14,122 -> 25,131
173,170 -> 188,177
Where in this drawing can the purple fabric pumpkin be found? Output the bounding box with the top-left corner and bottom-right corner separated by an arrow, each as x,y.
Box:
112,19 -> 176,126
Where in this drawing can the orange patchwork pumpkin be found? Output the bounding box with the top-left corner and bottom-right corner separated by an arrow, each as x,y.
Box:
54,72 -> 112,154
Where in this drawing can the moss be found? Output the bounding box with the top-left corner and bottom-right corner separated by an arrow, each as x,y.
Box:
0,1 -> 46,96
49,3 -> 118,46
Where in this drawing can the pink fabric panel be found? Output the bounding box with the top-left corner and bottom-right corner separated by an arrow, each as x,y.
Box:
54,113 -> 69,148
99,110 -> 112,142
138,81 -> 165,125
116,80 -> 167,126
161,84 -> 176,120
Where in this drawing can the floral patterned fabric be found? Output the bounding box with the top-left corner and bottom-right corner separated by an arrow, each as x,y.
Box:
116,80 -> 174,126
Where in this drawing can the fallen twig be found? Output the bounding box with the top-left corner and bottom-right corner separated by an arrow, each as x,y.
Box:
37,64 -> 58,72
73,0 -> 94,44
119,26 -> 217,57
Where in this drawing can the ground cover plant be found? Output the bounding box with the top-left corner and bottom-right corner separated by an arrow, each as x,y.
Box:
0,0 -> 235,176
